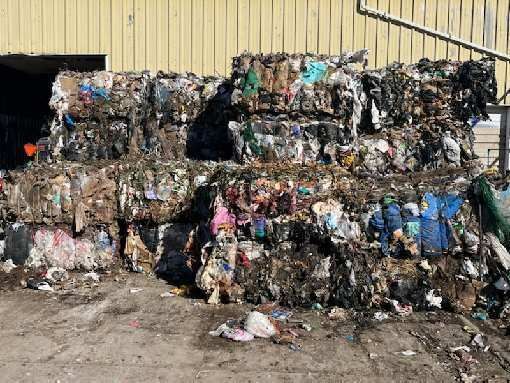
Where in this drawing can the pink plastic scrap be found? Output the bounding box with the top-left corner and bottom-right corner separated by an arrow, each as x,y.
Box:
221,328 -> 255,342
210,206 -> 236,235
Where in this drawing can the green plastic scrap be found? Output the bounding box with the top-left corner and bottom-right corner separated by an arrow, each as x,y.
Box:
383,195 -> 398,206
476,176 -> 510,247
434,70 -> 447,78
404,221 -> 420,237
242,122 -> 262,156
52,193 -> 61,205
297,186 -> 311,195
242,68 -> 261,96
452,222 -> 464,235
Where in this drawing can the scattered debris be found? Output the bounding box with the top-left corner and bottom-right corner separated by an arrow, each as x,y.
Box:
0,259 -> 16,273
328,307 -> 350,321
374,312 -> 389,321
470,333 -> 489,351
160,292 -> 176,298
244,311 -> 278,338
81,272 -> 100,283
27,279 -> 53,292
45,267 -> 69,283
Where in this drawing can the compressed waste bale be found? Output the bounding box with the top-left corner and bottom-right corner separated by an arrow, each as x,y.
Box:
230,53 -> 496,173
3,161 -> 118,230
469,175 -> 510,317
49,71 -> 152,161
230,51 -> 366,120
48,70 -> 233,163
147,72 -> 233,160
232,53 -> 495,125
27,224 -> 118,271
197,164 -> 352,305
229,117 -> 354,166
2,159 -> 213,228
355,59 -> 495,173
196,164 -> 483,308
229,115 -> 480,172
117,159 -> 213,223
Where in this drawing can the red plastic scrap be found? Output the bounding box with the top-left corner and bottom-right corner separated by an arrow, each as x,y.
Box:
237,251 -> 251,268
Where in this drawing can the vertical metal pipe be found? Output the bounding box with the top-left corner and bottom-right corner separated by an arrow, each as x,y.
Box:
478,202 -> 484,282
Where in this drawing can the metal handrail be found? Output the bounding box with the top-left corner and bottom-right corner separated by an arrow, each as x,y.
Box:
358,0 -> 510,62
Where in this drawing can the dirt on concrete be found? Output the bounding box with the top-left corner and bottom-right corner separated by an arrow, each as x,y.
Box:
0,271 -> 509,383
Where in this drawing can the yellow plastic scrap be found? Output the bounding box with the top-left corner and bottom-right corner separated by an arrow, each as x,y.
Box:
340,153 -> 355,168
170,285 -> 192,297
483,167 -> 498,176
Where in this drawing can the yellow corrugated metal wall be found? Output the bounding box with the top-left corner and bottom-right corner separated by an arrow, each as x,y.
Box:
1,0 -> 509,100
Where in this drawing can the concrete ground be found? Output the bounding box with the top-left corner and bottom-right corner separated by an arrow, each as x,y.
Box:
0,272 -> 509,383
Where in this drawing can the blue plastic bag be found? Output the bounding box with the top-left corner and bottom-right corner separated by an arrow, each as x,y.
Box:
420,193 -> 463,257
64,114 -> 75,127
92,87 -> 110,101
369,210 -> 385,232
383,203 -> 402,234
440,194 -> 463,219
420,217 -> 442,257
420,192 -> 439,220
300,61 -> 327,84
369,209 -> 388,255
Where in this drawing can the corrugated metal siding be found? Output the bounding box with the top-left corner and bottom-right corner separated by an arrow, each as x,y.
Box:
1,0 -> 509,100
473,114 -> 503,167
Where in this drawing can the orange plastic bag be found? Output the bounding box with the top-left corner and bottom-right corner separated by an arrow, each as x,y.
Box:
24,143 -> 37,157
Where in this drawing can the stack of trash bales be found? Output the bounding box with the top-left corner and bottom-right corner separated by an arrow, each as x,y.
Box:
4,67 -> 232,276
229,53 -> 496,175
2,50 -> 508,318
196,52 -> 507,315
0,158 -> 216,278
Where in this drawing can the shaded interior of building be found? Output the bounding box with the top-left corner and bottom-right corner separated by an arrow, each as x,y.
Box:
0,55 -> 105,170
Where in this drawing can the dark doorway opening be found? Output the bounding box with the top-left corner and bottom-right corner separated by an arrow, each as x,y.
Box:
0,54 -> 106,170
